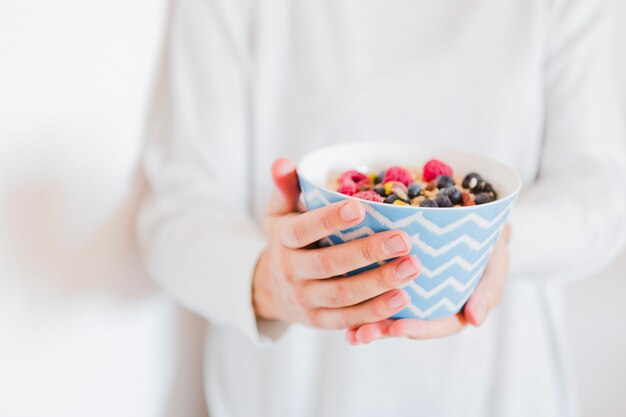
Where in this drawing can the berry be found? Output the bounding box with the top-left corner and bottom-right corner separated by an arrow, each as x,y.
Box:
382,166 -> 413,187
384,193 -> 400,204
374,184 -> 386,197
461,192 -> 475,206
462,172 -> 481,190
439,186 -> 463,205
471,180 -> 493,195
422,159 -> 453,182
475,192 -> 494,205
337,181 -> 357,196
419,199 -> 438,208
375,169 -> 386,184
338,170 -> 371,188
436,175 -> 455,189
353,190 -> 384,203
435,195 -> 453,208
408,182 -> 423,199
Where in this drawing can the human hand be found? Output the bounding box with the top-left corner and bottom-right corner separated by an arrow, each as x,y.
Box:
345,224 -> 511,345
252,158 -> 422,330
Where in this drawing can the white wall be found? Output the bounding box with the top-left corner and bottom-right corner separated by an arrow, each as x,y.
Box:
0,1 -> 207,417
565,4 -> 626,417
0,1 -> 624,417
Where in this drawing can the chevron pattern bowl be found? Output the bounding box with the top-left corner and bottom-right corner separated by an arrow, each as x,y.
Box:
297,142 -> 521,320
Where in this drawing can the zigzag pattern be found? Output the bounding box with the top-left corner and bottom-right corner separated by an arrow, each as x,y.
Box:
418,246 -> 493,278
406,268 -> 483,299
410,225 -> 504,257
302,183 -> 513,320
321,223 -> 502,258
304,188 -> 513,235
405,294 -> 472,319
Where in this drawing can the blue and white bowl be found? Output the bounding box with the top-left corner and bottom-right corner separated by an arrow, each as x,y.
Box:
297,142 -> 521,320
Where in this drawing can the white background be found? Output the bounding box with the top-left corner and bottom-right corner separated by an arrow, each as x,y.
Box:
0,1 -> 624,416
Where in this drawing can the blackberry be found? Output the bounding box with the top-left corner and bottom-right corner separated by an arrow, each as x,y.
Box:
471,180 -> 494,195
462,173 -> 481,189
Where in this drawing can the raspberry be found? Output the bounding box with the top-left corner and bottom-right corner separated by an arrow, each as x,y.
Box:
382,166 -> 413,187
338,170 -> 371,188
422,159 -> 453,182
337,181 -> 357,196
461,192 -> 475,206
353,190 -> 384,203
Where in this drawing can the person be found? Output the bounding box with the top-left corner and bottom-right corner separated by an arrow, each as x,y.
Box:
137,0 -> 626,416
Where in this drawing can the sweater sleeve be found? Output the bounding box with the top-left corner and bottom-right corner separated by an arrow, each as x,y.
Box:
508,0 -> 626,281
137,0 -> 287,345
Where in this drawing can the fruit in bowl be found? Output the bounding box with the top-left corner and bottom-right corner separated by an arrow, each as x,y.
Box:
297,142 -> 521,320
332,159 -> 498,208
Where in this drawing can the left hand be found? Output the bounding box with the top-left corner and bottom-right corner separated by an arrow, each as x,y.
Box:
345,224 -> 512,345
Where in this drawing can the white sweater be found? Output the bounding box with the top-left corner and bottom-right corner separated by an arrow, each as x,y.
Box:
138,0 -> 626,416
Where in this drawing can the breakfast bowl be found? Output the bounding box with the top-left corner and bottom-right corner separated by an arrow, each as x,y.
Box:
297,142 -> 521,320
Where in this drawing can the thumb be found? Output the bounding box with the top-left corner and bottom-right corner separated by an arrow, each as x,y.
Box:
267,158 -> 301,215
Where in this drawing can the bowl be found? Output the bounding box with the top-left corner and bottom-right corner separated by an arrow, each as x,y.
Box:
297,142 -> 521,320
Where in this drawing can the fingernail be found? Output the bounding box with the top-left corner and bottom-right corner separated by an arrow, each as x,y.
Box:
340,201 -> 363,221
396,258 -> 418,280
474,300 -> 488,326
384,235 -> 408,254
275,160 -> 294,176
389,292 -> 408,309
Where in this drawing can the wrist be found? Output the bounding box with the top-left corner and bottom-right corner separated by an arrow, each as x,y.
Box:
252,250 -> 276,320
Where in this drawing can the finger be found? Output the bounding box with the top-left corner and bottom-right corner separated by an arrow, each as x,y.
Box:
345,329 -> 358,346
309,289 -> 410,330
464,238 -> 510,327
267,158 -> 301,215
297,198 -> 307,213
281,200 -> 366,249
298,255 -> 420,307
387,314 -> 467,340
354,319 -> 395,344
289,230 -> 414,280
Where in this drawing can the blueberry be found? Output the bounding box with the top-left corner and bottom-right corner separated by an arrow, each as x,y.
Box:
439,187 -> 463,205
419,198 -> 438,208
385,193 -> 399,204
374,184 -> 386,197
462,173 -> 481,189
474,192 -> 494,205
436,175 -> 455,189
375,169 -> 386,184
435,195 -> 453,208
407,182 -> 423,199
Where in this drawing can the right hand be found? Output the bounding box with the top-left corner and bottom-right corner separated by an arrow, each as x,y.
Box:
252,158 -> 421,330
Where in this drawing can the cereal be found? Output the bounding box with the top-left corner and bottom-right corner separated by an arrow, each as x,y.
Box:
333,159 -> 498,208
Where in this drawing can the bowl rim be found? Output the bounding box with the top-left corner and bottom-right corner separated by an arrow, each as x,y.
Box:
297,141 -> 523,211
